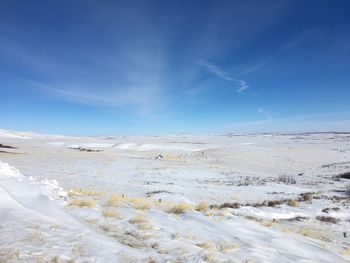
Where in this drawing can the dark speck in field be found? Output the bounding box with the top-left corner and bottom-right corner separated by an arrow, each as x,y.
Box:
0,150 -> 25,154
70,147 -> 102,152
146,190 -> 172,197
0,143 -> 18,149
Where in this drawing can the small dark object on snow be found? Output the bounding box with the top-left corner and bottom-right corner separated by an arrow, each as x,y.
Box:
156,154 -> 164,159
0,143 -> 17,149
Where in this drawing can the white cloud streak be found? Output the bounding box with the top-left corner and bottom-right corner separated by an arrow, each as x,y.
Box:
197,60 -> 250,94
258,107 -> 272,120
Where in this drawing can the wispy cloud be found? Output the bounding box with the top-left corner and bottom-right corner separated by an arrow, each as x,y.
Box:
32,80 -> 168,118
197,60 -> 250,94
258,107 -> 272,120
0,35 -> 173,117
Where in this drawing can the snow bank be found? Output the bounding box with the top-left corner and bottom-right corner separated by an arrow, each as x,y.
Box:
0,160 -> 154,262
114,142 -> 209,152
0,129 -> 31,139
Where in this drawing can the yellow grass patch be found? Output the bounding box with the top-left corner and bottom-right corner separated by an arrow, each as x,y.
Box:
219,242 -> 240,253
196,201 -> 210,211
129,197 -> 153,210
341,246 -> 350,256
167,201 -> 194,214
103,210 -> 123,219
68,188 -> 103,197
260,220 -> 274,227
203,252 -> 219,263
282,227 -> 293,234
69,199 -> 96,208
301,229 -> 319,238
288,199 -> 299,207
197,241 -> 216,251
0,248 -> 20,262
106,195 -> 125,207
205,210 -> 219,217
245,216 -> 275,228
129,214 -> 154,230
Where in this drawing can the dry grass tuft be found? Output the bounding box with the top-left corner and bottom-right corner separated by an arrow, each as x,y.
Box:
69,199 -> 96,208
341,246 -> 350,256
260,220 -> 275,228
245,216 -> 275,227
26,230 -> 44,242
205,210 -> 218,217
72,244 -> 86,257
197,241 -> 217,251
299,192 -> 314,203
129,214 -> 154,230
167,201 -> 194,214
147,257 -> 158,263
218,242 -> 240,253
103,210 -> 123,219
68,188 -> 103,197
0,248 -> 20,262
203,252 -> 219,263
316,216 -> 339,224
299,228 -> 329,241
288,199 -> 299,207
106,195 -> 125,207
282,227 -> 293,234
51,256 -> 61,263
196,201 -> 210,211
129,197 -> 153,210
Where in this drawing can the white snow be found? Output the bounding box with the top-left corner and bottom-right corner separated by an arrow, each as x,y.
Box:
1,130 -> 350,262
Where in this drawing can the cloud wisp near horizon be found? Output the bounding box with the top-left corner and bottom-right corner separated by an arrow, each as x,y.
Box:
197,60 -> 251,94
0,0 -> 349,135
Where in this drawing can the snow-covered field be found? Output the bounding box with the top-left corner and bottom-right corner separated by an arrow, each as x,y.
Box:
1,129 -> 350,262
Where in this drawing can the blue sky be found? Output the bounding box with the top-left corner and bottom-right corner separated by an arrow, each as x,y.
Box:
1,0 -> 349,135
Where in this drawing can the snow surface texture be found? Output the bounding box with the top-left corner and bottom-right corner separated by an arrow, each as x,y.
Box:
1,130 -> 350,262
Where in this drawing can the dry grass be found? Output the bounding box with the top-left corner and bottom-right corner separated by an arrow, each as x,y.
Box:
341,246 -> 350,256
129,197 -> 153,210
25,230 -> 44,242
288,199 -> 299,207
282,227 -> 293,234
129,214 -> 154,230
198,239 -> 240,255
218,242 -> 240,253
299,228 -> 329,241
284,226 -> 327,240
205,210 -> 219,217
260,220 -> 275,227
51,256 -> 61,263
299,192 -> 314,203
167,201 -> 194,214
197,241 -> 216,251
106,195 -> 125,207
316,216 -> 339,224
72,244 -> 87,257
0,248 -> 20,263
103,210 -> 123,219
68,188 -> 103,197
196,201 -> 210,211
69,199 -> 96,208
203,252 -> 219,263
245,216 -> 275,227
100,224 -> 146,249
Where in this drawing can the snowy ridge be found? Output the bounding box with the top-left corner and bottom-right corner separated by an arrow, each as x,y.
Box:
0,160 -> 67,201
0,160 -> 156,262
